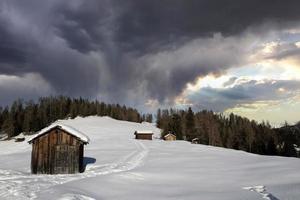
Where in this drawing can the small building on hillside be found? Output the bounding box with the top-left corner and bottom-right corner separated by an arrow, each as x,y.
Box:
164,133 -> 176,141
14,133 -> 25,142
28,123 -> 89,174
134,130 -> 153,140
191,138 -> 200,144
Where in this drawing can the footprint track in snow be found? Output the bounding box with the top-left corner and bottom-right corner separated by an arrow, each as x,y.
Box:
57,193 -> 96,200
243,185 -> 280,200
0,139 -> 148,200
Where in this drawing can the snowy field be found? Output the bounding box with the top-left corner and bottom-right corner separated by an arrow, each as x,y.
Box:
0,116 -> 299,200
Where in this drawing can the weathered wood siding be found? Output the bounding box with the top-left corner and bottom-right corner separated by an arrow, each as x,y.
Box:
135,133 -> 153,140
79,144 -> 84,173
31,127 -> 85,174
165,135 -> 176,141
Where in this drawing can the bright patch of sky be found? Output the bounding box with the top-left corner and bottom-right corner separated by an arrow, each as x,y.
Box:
174,30 -> 300,126
226,95 -> 300,127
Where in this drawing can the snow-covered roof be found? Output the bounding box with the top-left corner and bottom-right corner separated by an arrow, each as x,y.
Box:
14,133 -> 25,139
28,123 -> 90,144
164,133 -> 176,138
134,130 -> 153,134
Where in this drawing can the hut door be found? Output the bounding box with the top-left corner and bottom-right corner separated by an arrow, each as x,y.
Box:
52,145 -> 78,174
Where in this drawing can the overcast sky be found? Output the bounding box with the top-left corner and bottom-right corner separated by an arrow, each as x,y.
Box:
1,0 -> 300,125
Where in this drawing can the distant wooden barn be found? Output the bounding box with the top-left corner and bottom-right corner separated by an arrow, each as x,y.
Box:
134,130 -> 153,140
28,124 -> 89,174
191,138 -> 200,144
164,133 -> 176,141
14,133 -> 25,142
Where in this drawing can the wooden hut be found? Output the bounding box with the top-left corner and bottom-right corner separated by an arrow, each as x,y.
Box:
14,133 -> 25,142
28,123 -> 89,174
191,138 -> 200,144
164,133 -> 176,141
134,130 -> 153,140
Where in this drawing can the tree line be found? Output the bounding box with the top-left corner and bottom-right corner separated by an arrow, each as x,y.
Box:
0,96 -> 152,138
157,107 -> 300,157
0,96 -> 298,158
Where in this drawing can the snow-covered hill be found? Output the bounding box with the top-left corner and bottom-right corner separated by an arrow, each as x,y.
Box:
0,116 -> 299,200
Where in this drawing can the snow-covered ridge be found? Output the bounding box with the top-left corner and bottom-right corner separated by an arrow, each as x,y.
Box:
0,116 -> 299,200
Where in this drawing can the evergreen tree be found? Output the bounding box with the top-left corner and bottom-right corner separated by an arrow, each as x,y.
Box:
145,114 -> 153,123
1,116 -> 15,138
0,106 -> 3,129
23,101 -> 35,132
169,114 -> 183,139
185,107 -> 195,140
266,137 -> 277,155
156,109 -> 162,128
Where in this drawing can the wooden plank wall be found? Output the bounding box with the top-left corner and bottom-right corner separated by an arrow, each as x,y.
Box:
53,145 -> 79,174
165,135 -> 176,141
135,134 -> 153,140
79,144 -> 84,172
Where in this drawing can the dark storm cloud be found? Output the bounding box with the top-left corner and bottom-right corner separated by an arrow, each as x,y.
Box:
187,79 -> 300,111
137,35 -> 252,102
114,0 -> 300,51
0,73 -> 54,106
53,1 -> 114,53
0,0 -> 106,99
54,0 -> 300,53
0,21 -> 27,66
1,0 -> 300,108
